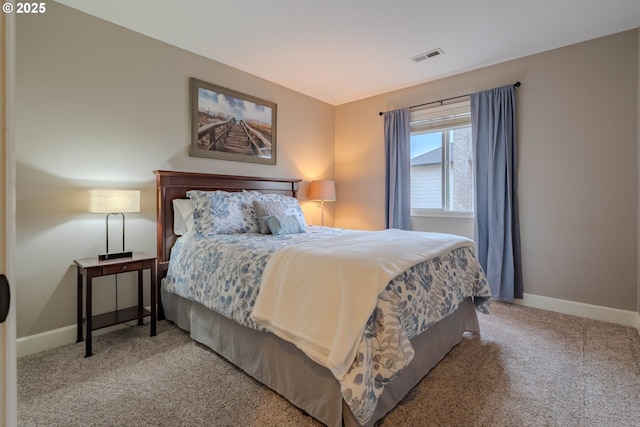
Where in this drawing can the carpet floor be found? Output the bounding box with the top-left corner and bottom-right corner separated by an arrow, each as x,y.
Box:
18,302 -> 640,426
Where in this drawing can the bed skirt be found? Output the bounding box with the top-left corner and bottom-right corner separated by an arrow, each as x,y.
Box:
162,287 -> 480,427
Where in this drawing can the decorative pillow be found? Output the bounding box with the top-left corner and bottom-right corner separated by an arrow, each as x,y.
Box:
264,215 -> 305,235
241,190 -> 263,233
241,203 -> 261,233
187,190 -> 255,235
242,189 -> 264,201
253,200 -> 288,234
255,193 -> 307,231
172,199 -> 195,236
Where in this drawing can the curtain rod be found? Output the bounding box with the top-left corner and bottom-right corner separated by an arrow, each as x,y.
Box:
378,81 -> 521,116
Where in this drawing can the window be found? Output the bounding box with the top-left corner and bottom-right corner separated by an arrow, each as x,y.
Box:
410,100 -> 474,216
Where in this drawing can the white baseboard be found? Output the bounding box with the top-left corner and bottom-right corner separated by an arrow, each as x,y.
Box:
18,306 -> 155,357
17,323 -> 130,358
515,293 -> 639,331
17,298 -> 640,357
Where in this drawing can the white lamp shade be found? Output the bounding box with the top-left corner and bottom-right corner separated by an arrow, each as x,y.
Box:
89,189 -> 140,213
308,180 -> 336,202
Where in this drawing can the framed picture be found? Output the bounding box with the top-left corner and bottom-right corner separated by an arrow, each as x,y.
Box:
190,77 -> 277,165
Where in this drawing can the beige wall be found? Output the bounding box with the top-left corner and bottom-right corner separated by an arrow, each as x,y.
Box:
14,3 -> 335,338
336,30 -> 639,311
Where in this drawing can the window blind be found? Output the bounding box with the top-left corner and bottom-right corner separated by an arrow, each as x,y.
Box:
410,99 -> 471,132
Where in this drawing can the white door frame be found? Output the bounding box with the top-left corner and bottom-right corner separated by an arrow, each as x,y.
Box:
1,9 -> 17,427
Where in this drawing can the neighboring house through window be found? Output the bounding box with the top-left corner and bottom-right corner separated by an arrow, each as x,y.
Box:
410,100 -> 474,216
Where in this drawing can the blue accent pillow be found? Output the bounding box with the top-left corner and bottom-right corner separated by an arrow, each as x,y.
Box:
264,215 -> 305,235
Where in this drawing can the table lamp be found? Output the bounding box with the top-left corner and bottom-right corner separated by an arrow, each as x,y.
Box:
308,180 -> 336,226
89,189 -> 140,260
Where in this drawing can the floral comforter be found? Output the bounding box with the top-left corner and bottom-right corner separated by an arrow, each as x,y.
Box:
164,227 -> 491,425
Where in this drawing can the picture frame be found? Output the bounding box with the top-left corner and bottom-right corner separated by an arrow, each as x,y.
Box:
190,77 -> 277,165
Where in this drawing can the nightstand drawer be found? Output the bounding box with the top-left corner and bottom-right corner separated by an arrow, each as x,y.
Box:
103,261 -> 143,275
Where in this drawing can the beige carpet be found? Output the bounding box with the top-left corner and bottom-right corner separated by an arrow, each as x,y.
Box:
18,302 -> 640,426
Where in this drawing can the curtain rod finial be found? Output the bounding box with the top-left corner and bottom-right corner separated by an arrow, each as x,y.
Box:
514,81 -> 521,88
379,112 -> 384,116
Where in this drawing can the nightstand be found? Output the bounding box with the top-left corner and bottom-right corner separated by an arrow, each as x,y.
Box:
75,252 -> 157,357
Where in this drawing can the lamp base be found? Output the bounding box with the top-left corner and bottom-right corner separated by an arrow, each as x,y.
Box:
98,251 -> 133,261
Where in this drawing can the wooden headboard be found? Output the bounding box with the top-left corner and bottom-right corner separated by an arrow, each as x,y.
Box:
154,170 -> 301,277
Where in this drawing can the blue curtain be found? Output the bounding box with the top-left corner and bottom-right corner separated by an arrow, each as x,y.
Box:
471,85 -> 523,301
384,108 -> 411,230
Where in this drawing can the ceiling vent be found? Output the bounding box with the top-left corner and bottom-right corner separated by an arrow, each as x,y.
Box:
410,48 -> 444,63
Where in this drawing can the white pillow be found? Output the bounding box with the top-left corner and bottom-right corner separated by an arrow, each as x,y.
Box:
172,199 -> 195,236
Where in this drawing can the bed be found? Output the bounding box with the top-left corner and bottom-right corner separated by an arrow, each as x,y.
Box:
154,170 -> 491,427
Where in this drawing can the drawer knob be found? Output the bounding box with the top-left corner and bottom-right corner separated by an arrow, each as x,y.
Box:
122,265 -> 128,271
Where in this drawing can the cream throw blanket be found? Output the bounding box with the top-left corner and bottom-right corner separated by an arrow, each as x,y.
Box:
250,228 -> 474,381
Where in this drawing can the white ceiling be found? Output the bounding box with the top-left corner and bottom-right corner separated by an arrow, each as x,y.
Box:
54,0 -> 640,106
